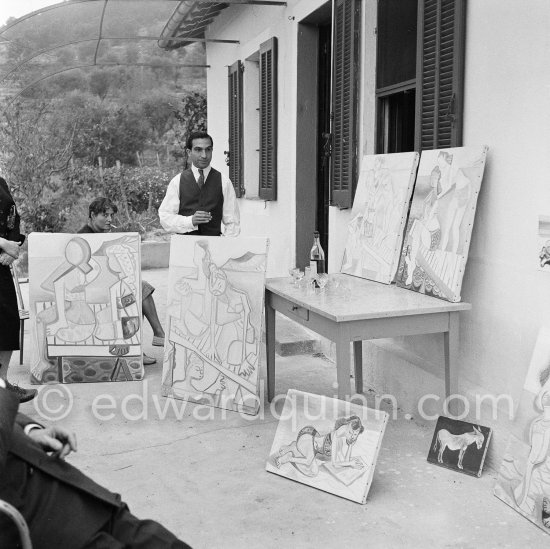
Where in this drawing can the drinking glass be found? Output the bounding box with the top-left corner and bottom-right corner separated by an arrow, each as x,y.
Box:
316,273 -> 329,291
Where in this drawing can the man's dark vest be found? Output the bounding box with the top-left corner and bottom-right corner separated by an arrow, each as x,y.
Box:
178,168 -> 223,236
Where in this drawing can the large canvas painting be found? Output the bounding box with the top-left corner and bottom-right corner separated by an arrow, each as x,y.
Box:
29,233 -> 144,384
395,146 -> 489,302
266,389 -> 388,504
161,235 -> 269,415
537,215 -> 550,273
427,416 -> 492,477
341,152 -> 419,284
494,324 -> 550,535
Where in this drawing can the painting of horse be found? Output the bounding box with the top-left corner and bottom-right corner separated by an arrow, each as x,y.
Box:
427,416 -> 492,477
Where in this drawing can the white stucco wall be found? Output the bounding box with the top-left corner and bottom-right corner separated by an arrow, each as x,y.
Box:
204,0 -> 550,464
206,1 -> 307,277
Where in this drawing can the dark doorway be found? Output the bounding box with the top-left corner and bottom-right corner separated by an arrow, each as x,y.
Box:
316,24 -> 331,263
296,2 -> 332,270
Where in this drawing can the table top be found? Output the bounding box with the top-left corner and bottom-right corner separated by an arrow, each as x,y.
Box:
265,273 -> 471,322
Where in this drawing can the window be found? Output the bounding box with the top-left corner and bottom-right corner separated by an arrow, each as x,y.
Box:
259,37 -> 278,201
330,0 -> 361,209
228,60 -> 243,197
376,0 -> 466,153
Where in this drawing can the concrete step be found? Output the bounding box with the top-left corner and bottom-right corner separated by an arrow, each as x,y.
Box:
263,313 -> 321,357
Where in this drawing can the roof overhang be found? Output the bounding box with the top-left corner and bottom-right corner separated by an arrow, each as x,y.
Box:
158,0 -> 286,50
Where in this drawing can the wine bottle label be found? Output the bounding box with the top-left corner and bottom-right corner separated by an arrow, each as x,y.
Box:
309,260 -> 318,276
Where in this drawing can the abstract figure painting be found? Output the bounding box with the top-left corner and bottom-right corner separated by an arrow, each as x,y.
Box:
495,324 -> 550,535
341,152 -> 419,284
537,215 -> 550,272
29,233 -> 143,384
266,390 -> 388,504
427,416 -> 492,477
396,146 -> 488,302
161,235 -> 268,415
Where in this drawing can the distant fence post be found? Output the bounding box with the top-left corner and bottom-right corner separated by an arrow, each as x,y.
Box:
97,156 -> 104,189
115,159 -> 131,222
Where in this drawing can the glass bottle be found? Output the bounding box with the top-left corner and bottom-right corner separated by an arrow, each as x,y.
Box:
309,231 -> 326,276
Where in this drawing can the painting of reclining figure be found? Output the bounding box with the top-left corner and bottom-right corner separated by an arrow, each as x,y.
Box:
395,146 -> 488,302
29,233 -> 143,384
161,236 -> 268,415
266,390 -> 388,504
494,324 -> 550,535
341,152 -> 419,284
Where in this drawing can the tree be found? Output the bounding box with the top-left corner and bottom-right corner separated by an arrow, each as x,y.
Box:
0,101 -> 77,231
172,91 -> 207,165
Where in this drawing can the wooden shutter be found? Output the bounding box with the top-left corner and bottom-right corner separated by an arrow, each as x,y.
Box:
331,0 -> 361,209
259,37 -> 277,201
415,0 -> 466,150
228,60 -> 243,197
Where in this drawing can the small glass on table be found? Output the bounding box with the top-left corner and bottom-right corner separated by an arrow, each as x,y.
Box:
316,273 -> 329,292
289,267 -> 304,286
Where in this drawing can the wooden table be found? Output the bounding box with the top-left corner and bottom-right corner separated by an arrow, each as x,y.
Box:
264,273 -> 471,401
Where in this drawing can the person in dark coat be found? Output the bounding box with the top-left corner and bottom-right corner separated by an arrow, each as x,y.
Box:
0,176 -> 37,402
0,378 -> 190,548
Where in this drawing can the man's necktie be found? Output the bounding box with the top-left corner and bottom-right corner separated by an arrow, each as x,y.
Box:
198,169 -> 205,188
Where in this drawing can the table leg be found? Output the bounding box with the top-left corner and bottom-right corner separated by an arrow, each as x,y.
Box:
353,340 -> 363,394
265,295 -> 276,402
444,311 -> 460,415
335,330 -> 352,400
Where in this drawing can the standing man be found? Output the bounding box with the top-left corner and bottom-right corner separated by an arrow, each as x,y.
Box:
159,131 -> 240,236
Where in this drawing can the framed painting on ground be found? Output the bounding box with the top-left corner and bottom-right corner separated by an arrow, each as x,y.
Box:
494,324 -> 550,535
29,232 -> 143,384
161,235 -> 269,415
266,389 -> 388,504
341,152 -> 419,284
427,416 -> 492,477
536,215 -> 550,272
395,146 -> 488,302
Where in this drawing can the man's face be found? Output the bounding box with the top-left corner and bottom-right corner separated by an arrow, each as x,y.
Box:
187,137 -> 213,170
90,208 -> 114,232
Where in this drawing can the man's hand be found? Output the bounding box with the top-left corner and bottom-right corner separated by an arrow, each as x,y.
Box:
28,426 -> 77,459
192,211 -> 212,226
0,251 -> 15,266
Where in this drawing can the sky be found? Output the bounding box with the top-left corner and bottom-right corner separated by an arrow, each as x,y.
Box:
0,0 -> 57,27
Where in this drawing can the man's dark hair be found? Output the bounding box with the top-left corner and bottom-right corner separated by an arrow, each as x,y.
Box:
186,131 -> 213,150
88,197 -> 118,218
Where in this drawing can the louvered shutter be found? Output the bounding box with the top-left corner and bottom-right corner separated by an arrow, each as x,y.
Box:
228,60 -> 243,197
259,37 -> 277,201
331,0 -> 360,209
416,0 -> 466,150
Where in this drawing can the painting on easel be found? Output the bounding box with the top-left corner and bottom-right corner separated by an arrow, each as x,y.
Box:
29,233 -> 144,384
395,146 -> 488,302
341,152 -> 419,284
266,390 -> 388,504
494,324 -> 550,535
161,235 -> 268,415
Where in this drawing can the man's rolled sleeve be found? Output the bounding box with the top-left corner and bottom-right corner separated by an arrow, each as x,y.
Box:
221,176 -> 241,237
159,174 -> 197,234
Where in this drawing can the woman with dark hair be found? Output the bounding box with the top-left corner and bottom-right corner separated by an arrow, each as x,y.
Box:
0,177 -> 37,402
275,415 -> 365,477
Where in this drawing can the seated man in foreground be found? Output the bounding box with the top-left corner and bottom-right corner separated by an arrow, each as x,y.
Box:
0,378 -> 190,548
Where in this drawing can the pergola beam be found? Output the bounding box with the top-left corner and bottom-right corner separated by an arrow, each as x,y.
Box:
0,0 -> 286,36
